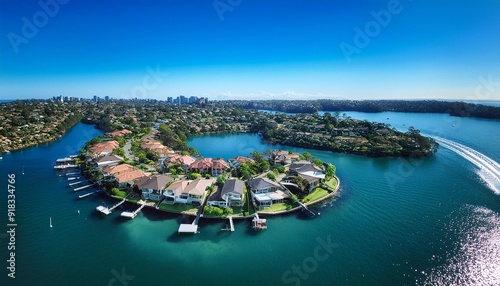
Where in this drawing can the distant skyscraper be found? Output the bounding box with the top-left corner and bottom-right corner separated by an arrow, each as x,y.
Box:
189,96 -> 198,104
105,96 -> 110,101
179,95 -> 187,104
167,97 -> 173,103
93,95 -> 98,102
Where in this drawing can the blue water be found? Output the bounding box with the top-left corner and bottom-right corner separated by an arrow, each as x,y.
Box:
1,113 -> 499,286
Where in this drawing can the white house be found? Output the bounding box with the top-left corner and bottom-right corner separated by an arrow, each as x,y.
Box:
248,177 -> 288,209
137,174 -> 173,201
207,179 -> 244,208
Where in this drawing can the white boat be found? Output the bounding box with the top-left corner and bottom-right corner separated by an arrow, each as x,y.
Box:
49,217 -> 52,228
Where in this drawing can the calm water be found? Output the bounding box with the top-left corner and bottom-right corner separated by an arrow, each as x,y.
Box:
1,113 -> 499,286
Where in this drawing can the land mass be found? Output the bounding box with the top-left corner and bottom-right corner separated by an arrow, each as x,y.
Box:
222,99 -> 500,119
1,99 -> 441,157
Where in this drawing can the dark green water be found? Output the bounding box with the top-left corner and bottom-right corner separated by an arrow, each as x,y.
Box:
1,113 -> 499,286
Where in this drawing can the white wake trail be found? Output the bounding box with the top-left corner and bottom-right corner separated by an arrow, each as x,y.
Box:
431,135 -> 500,195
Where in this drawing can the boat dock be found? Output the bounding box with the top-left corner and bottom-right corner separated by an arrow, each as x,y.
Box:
221,216 -> 235,232
56,157 -> 76,163
73,183 -> 95,192
65,172 -> 80,176
120,202 -> 145,219
96,199 -> 126,215
252,213 -> 267,230
78,190 -> 100,199
297,201 -> 316,216
67,177 -> 81,181
69,180 -> 89,187
54,164 -> 78,170
178,192 -> 209,234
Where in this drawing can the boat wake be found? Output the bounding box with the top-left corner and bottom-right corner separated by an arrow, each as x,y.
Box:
431,136 -> 500,195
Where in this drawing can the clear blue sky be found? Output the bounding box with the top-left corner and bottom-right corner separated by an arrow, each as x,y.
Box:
1,0 -> 499,101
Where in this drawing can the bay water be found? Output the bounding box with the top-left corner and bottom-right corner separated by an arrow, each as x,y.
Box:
0,112 -> 499,286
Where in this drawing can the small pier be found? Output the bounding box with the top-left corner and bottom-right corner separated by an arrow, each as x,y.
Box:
221,216 -> 235,232
54,164 -> 78,170
252,213 -> 267,230
78,190 -> 100,199
297,201 -> 316,216
65,172 -> 80,176
56,157 -> 75,163
73,183 -> 95,192
69,180 -> 89,187
120,202 -> 145,219
178,221 -> 198,234
96,199 -> 126,215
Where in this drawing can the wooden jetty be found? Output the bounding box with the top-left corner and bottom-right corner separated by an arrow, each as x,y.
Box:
120,202 -> 145,219
69,180 -> 89,187
78,190 -> 100,199
252,213 -> 267,230
221,216 -> 235,232
73,183 -> 95,192
65,172 -> 80,176
297,201 -> 316,216
54,164 -> 78,170
96,199 -> 126,215
56,157 -> 75,163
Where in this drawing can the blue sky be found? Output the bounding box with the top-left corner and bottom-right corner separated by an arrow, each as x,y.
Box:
1,0 -> 499,101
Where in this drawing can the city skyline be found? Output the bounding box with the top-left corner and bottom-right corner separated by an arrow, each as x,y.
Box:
1,0 -> 499,101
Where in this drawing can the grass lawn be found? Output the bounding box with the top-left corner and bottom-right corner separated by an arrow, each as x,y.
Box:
301,188 -> 329,203
159,203 -> 197,214
112,190 -> 128,198
324,177 -> 338,190
260,203 -> 291,212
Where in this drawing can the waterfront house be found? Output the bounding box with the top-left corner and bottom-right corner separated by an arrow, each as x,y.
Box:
184,178 -> 215,206
189,158 -> 230,177
163,178 -> 214,205
89,140 -> 119,157
162,180 -> 189,204
273,150 -> 301,165
228,156 -> 255,169
164,154 -> 195,171
136,174 -> 173,201
211,158 -> 230,176
285,161 -> 325,193
113,169 -> 150,189
94,154 -> 123,168
247,177 -> 289,209
103,163 -> 134,177
208,179 -> 244,208
105,129 -> 132,137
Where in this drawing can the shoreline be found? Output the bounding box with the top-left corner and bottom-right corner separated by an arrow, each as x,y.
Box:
99,175 -> 341,220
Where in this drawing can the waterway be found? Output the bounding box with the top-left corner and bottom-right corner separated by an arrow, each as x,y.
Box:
0,112 -> 499,286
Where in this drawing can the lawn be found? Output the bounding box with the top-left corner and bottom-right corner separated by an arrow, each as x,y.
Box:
158,203 -> 197,214
301,188 -> 329,203
324,177 -> 338,191
260,203 -> 292,212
